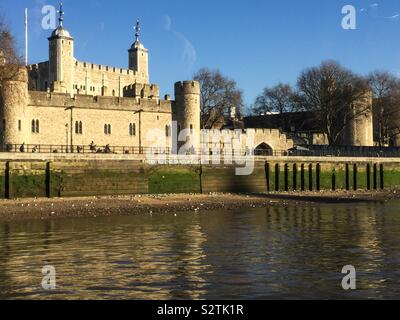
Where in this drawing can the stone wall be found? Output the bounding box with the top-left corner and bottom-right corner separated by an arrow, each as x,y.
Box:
1,90 -> 173,149
0,157 -> 399,199
203,128 -> 294,154
72,61 -> 149,97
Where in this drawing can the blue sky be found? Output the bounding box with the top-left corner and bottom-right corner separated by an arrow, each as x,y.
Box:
1,0 -> 400,108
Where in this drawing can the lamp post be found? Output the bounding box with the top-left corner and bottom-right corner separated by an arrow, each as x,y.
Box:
65,123 -> 69,153
133,109 -> 144,154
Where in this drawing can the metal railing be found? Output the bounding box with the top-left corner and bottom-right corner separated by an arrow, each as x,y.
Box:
0,144 -> 172,155
1,143 -> 400,158
287,146 -> 400,158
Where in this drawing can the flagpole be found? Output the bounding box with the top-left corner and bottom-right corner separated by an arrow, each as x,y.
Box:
25,8 -> 28,65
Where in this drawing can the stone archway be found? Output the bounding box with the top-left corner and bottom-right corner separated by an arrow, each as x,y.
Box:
255,143 -> 273,156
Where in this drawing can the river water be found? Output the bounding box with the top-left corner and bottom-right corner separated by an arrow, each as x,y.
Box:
0,200 -> 400,300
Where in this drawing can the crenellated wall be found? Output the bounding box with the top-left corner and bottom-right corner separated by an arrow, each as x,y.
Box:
28,91 -> 171,112
203,128 -> 294,154
0,87 -> 172,149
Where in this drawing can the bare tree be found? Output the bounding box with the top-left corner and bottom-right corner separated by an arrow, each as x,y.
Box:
368,71 -> 400,146
0,14 -> 23,86
251,83 -> 299,115
193,68 -> 243,129
297,61 -> 370,146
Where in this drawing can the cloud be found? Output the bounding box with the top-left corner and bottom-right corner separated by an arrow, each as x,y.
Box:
174,31 -> 197,67
360,8 -> 367,12
384,14 -> 400,19
370,3 -> 379,8
164,15 -> 172,31
163,15 -> 197,68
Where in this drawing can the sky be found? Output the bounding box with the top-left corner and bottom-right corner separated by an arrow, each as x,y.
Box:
1,0 -> 400,109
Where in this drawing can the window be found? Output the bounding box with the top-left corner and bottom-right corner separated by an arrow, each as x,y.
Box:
129,123 -> 136,136
112,90 -> 115,97
165,125 -> 171,137
75,121 -> 83,134
190,124 -> 193,134
32,119 -> 39,133
104,124 -> 112,135
18,120 -> 21,131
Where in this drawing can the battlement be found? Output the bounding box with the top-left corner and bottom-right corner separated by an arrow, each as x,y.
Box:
2,66 -> 28,83
174,81 -> 201,95
123,83 -> 160,98
74,60 -> 138,76
27,90 -> 172,112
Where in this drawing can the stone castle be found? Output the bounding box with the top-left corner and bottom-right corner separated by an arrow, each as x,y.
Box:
0,6 -> 375,155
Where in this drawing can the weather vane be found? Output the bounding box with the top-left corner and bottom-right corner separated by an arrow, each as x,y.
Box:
134,19 -> 141,42
57,2 -> 64,27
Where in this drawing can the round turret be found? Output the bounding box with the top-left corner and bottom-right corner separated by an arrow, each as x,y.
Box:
174,81 -> 201,154
0,67 -> 29,146
346,90 -> 374,147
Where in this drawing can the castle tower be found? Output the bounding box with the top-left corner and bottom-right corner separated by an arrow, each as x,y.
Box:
128,20 -> 149,84
48,3 -> 74,93
0,67 -> 29,146
346,90 -> 374,147
174,81 -> 201,154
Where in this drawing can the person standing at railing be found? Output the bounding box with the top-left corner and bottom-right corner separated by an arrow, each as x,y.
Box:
89,141 -> 97,153
19,142 -> 25,153
105,144 -> 111,154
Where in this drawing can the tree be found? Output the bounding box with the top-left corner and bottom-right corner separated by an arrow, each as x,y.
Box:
296,61 -> 370,146
193,68 -> 244,129
251,83 -> 299,115
0,14 -> 22,86
368,71 -> 400,146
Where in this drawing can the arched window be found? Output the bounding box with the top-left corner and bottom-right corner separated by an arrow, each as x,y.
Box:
112,90 -> 115,97
107,124 -> 112,135
104,124 -> 108,134
31,120 -> 35,133
165,125 -> 171,137
75,121 -> 79,134
35,120 -> 39,133
79,121 -> 83,134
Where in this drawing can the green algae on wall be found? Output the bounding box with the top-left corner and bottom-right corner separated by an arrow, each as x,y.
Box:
1,159 -> 400,199
148,166 -> 201,194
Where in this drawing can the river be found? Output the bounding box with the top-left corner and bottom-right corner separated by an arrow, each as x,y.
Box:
1,200 -> 400,299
